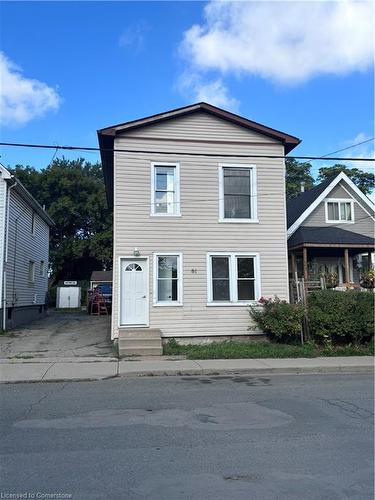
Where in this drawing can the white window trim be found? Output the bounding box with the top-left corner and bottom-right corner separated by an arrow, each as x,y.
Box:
153,252 -> 183,306
150,162 -> 181,217
324,198 -> 355,224
218,164 -> 258,223
28,261 -> 35,284
206,252 -> 261,306
31,212 -> 36,235
40,261 -> 45,278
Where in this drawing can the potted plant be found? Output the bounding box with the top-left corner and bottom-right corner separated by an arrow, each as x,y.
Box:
360,269 -> 375,289
321,272 -> 339,289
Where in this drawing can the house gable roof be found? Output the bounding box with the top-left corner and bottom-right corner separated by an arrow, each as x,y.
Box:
98,102 -> 301,207
287,172 -> 375,237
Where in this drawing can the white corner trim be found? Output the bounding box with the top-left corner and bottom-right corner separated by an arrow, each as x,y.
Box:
287,172 -> 375,238
153,252 -> 183,306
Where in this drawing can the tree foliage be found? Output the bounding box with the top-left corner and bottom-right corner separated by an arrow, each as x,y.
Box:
285,158 -> 314,199
285,159 -> 374,199
318,164 -> 374,195
10,158 -> 112,283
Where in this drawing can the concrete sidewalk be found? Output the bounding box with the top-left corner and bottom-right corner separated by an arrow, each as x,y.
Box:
0,356 -> 373,383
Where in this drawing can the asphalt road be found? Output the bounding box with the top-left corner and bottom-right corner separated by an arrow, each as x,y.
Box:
0,373 -> 373,500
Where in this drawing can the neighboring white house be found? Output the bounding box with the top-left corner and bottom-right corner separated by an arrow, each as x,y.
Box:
0,165 -> 54,330
98,102 -> 300,354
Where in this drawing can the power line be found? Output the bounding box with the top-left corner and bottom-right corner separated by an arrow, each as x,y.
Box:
0,141 -> 374,162
318,137 -> 375,160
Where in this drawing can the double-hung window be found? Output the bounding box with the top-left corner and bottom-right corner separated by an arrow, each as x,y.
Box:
208,253 -> 259,304
154,253 -> 183,305
219,164 -> 257,222
325,199 -> 354,223
151,163 -> 180,216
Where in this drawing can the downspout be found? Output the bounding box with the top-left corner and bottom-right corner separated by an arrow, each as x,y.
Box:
2,181 -> 17,331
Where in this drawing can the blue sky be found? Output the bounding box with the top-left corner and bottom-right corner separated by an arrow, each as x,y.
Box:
1,1 -> 374,179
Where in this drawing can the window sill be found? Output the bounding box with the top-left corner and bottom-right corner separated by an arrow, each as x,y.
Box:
218,219 -> 259,224
150,214 -> 182,218
206,301 -> 259,307
325,220 -> 354,224
153,302 -> 183,307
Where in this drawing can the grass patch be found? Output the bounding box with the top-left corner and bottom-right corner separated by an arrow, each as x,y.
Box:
163,339 -> 374,360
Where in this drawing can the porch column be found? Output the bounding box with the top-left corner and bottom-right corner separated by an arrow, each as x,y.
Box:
303,247 -> 308,281
291,252 -> 297,278
368,251 -> 373,270
344,248 -> 350,285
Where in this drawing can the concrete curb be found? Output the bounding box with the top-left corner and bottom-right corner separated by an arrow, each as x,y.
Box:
0,356 -> 372,383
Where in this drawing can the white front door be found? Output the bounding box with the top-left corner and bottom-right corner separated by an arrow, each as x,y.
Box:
120,259 -> 148,326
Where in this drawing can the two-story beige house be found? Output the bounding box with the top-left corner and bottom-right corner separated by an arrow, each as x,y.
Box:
98,102 -> 300,354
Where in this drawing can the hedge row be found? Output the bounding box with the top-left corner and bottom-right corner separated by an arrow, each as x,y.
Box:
249,290 -> 374,345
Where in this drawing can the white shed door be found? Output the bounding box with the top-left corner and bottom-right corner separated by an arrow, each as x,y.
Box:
59,287 -> 80,308
120,260 -> 148,326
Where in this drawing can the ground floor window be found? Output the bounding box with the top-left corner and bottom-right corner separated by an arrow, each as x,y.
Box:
154,253 -> 183,305
207,253 -> 260,304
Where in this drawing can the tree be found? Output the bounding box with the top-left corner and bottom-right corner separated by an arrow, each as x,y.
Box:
318,164 -> 374,195
285,158 -> 314,199
9,158 -> 112,284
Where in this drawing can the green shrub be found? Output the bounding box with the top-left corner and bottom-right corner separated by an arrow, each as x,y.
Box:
308,289 -> 374,344
249,297 -> 305,343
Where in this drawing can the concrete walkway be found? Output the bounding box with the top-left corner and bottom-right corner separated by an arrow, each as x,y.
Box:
0,355 -> 373,383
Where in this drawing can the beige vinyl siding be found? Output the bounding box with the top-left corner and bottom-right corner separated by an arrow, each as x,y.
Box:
303,182 -> 375,237
112,112 -> 289,338
5,189 -> 50,307
120,112 -> 280,143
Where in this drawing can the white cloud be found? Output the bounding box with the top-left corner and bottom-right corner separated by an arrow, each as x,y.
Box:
0,52 -> 60,127
178,72 -> 239,111
180,0 -> 374,85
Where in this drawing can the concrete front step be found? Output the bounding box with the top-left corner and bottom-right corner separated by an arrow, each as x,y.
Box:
118,328 -> 162,339
118,328 -> 163,357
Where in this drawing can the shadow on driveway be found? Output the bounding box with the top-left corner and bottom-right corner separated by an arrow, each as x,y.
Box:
0,310 -> 114,360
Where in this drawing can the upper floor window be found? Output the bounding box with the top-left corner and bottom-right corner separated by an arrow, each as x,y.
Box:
325,199 -> 354,223
219,164 -> 257,222
151,163 -> 180,216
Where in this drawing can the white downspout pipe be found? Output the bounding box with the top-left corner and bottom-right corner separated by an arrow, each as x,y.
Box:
2,180 -> 17,331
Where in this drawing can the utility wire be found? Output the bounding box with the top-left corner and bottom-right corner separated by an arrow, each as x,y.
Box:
0,141 -> 374,162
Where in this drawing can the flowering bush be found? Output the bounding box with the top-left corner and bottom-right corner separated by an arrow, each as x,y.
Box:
249,297 -> 305,344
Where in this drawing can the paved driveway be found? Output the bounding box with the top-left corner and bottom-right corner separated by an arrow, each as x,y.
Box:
0,310 -> 114,359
